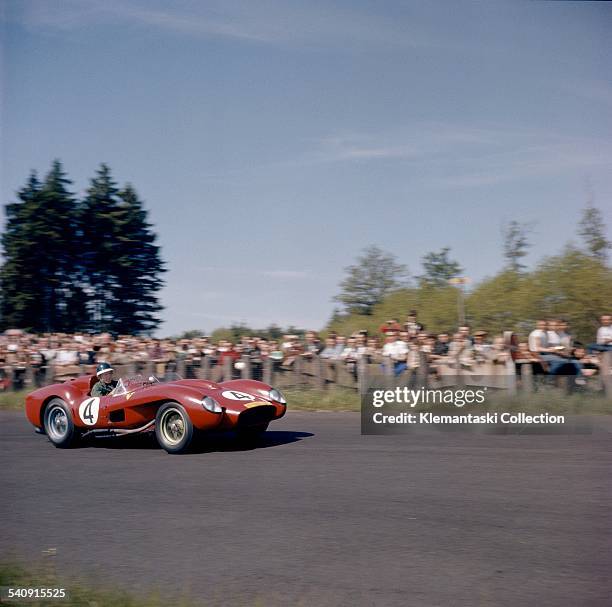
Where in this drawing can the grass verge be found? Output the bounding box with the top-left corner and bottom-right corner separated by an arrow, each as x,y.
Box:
281,388 -> 360,411
0,560 -> 273,607
1,386 -> 609,415
0,561 -> 167,607
0,390 -> 26,411
281,385 -> 612,415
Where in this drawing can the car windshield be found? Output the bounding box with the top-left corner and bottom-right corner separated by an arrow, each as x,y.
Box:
111,372 -> 183,397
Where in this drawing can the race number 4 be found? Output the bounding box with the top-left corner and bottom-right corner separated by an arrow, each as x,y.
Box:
78,397 -> 100,425
221,390 -> 255,402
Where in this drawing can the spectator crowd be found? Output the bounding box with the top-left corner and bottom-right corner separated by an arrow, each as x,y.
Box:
1,311 -> 610,391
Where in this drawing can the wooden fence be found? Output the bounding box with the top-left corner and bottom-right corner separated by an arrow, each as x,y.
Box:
2,351 -> 611,399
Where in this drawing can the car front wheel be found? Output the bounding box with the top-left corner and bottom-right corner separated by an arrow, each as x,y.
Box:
155,403 -> 194,454
43,398 -> 80,448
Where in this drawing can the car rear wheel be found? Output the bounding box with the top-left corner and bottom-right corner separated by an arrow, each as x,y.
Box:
43,398 -> 80,448
155,403 -> 194,454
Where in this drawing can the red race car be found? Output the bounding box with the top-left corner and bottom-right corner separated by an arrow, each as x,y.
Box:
25,373 -> 287,453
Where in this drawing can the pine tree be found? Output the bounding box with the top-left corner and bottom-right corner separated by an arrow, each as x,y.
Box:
79,164 -> 123,331
80,166 -> 165,334
111,184 -> 166,333
2,162 -> 165,334
502,220 -> 531,273
38,160 -> 83,330
578,200 -> 611,262
0,161 -> 80,331
0,172 -> 43,330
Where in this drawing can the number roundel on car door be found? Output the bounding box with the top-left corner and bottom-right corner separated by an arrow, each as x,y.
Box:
78,397 -> 100,425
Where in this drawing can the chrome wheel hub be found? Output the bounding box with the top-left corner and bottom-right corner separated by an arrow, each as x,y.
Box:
47,406 -> 68,441
160,410 -> 185,445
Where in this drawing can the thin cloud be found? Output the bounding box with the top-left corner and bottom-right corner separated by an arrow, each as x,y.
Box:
9,0 -> 442,49
314,124 -> 612,187
435,140 -> 612,188
315,124 -> 503,163
194,123 -> 612,187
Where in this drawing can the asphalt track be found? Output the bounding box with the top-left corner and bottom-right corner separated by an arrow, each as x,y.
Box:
1,409 -> 611,607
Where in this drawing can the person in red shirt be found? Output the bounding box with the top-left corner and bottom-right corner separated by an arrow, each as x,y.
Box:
379,318 -> 401,334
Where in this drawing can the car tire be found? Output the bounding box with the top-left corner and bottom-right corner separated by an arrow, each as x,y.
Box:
155,403 -> 194,454
43,398 -> 80,448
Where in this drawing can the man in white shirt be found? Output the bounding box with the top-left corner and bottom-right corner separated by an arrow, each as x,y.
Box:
473,330 -> 491,361
340,336 -> 359,361
528,320 -> 549,353
535,320 -> 582,376
320,336 -> 342,360
546,320 -> 561,347
589,314 -> 612,352
556,320 -> 573,349
382,331 -> 408,376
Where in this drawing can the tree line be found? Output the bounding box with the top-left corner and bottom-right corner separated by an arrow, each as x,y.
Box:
331,203 -> 611,343
0,161 -> 166,334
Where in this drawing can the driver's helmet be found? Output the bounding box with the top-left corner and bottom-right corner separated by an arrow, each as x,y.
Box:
96,362 -> 114,377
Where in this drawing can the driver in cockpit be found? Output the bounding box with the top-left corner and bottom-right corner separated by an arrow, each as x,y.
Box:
91,362 -> 118,397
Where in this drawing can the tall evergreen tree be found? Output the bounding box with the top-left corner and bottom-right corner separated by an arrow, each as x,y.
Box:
79,166 -> 165,333
111,184 -> 166,333
502,220 -> 531,273
79,164 -> 121,332
578,200 -> 611,262
2,161 -> 165,334
0,161 -> 80,331
38,160 -> 84,330
0,172 -> 43,330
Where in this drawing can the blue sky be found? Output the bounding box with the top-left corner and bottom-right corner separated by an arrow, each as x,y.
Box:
1,1 -> 611,335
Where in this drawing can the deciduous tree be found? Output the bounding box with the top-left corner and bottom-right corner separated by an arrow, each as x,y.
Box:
335,245 -> 408,315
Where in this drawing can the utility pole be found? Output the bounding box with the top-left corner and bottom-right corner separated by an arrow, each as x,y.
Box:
448,277 -> 470,326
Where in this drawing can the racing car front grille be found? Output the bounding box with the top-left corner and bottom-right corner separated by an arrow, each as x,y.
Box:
238,405 -> 277,428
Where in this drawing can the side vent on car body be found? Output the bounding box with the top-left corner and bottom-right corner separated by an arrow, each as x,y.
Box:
109,409 -> 125,422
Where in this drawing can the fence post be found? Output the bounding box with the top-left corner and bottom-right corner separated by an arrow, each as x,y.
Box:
263,357 -> 273,386
199,355 -> 211,381
293,356 -> 303,387
358,357 -> 368,396
312,355 -> 324,390
145,360 -> 155,379
223,356 -> 233,381
6,365 -> 14,391
521,363 -> 533,393
601,351 -> 612,400
506,358 -> 517,395
25,364 -> 34,389
45,364 -> 55,386
240,355 -> 251,380
176,357 -> 186,379
558,374 -> 573,395
384,358 -> 393,377
417,351 -> 429,387
454,352 -> 464,386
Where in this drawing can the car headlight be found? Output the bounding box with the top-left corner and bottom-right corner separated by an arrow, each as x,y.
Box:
202,396 -> 222,413
268,388 -> 287,405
